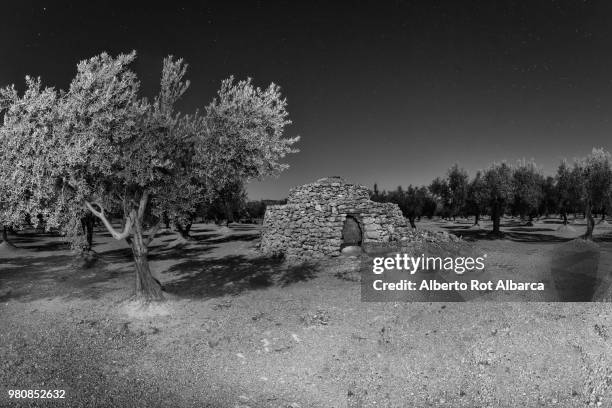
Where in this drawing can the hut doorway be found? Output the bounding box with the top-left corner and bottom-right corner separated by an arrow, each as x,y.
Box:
341,215 -> 362,248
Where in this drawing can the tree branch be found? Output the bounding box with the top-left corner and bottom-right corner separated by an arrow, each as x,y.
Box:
85,201 -> 133,241
137,191 -> 150,223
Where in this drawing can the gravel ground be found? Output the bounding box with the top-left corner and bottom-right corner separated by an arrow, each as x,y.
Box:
1,220 -> 611,407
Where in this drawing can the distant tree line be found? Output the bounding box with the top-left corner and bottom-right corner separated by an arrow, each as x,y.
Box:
191,192 -> 285,227
244,199 -> 287,223
371,148 -> 612,239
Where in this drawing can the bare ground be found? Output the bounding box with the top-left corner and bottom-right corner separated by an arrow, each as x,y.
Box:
1,219 -> 611,407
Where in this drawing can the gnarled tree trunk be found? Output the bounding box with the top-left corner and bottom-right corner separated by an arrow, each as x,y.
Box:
175,222 -> 192,240
80,215 -> 95,251
86,191 -> 163,302
408,216 -> 416,229
223,201 -> 234,226
168,221 -> 193,247
491,204 -> 502,236
130,230 -> 163,302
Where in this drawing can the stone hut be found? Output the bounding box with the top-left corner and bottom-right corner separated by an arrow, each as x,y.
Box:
260,177 -> 410,258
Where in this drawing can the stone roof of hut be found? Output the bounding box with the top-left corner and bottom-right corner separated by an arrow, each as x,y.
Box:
286,176 -> 370,204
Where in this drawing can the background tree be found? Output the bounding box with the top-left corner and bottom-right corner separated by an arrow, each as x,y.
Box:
483,162 -> 514,235
245,200 -> 267,222
0,78 -> 62,249
387,186 -> 410,223
556,160 -> 581,226
208,178 -> 248,226
539,176 -> 557,219
511,160 -> 543,225
466,170 -> 488,227
578,148 -> 612,239
428,177 -> 451,219
369,184 -> 430,227
0,160 -> 20,248
165,176 -> 208,243
370,183 -> 382,202
420,192 -> 438,219
159,113 -> 210,242
404,185 -> 428,228
447,164 -> 469,221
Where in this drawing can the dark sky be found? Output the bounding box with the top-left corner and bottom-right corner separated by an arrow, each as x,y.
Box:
2,1 -> 612,199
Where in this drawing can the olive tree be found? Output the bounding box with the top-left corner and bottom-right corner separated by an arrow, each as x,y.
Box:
209,179 -> 248,226
0,157 -> 20,247
428,177 -> 451,219
447,164 -> 469,221
539,176 -> 557,219
511,160 -> 543,225
0,78 -> 64,248
404,185 -> 428,228
16,52 -> 298,302
47,52 -> 186,301
578,148 -> 612,240
556,160 -> 582,226
483,162 -> 514,235
466,170 -> 487,227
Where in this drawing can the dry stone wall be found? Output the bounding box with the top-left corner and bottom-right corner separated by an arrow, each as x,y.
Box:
260,177 -> 412,258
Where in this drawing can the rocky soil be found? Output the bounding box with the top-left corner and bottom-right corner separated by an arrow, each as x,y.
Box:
1,219 -> 611,407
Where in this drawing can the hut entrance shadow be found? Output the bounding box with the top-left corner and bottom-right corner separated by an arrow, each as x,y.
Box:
341,215 -> 362,248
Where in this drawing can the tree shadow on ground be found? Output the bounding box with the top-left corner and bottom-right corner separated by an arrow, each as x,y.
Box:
540,219 -> 565,225
5,232 -> 66,246
0,223 -> 306,302
225,224 -> 260,231
506,227 -> 556,233
163,255 -> 319,300
184,233 -> 220,243
92,246 -> 134,264
0,252 -> 132,302
96,243 -> 219,264
28,240 -> 72,252
151,245 -> 218,262
442,226 -> 573,243
201,234 -> 260,245
595,234 -> 612,243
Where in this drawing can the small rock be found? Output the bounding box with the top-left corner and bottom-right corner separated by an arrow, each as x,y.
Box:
341,246 -> 362,256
